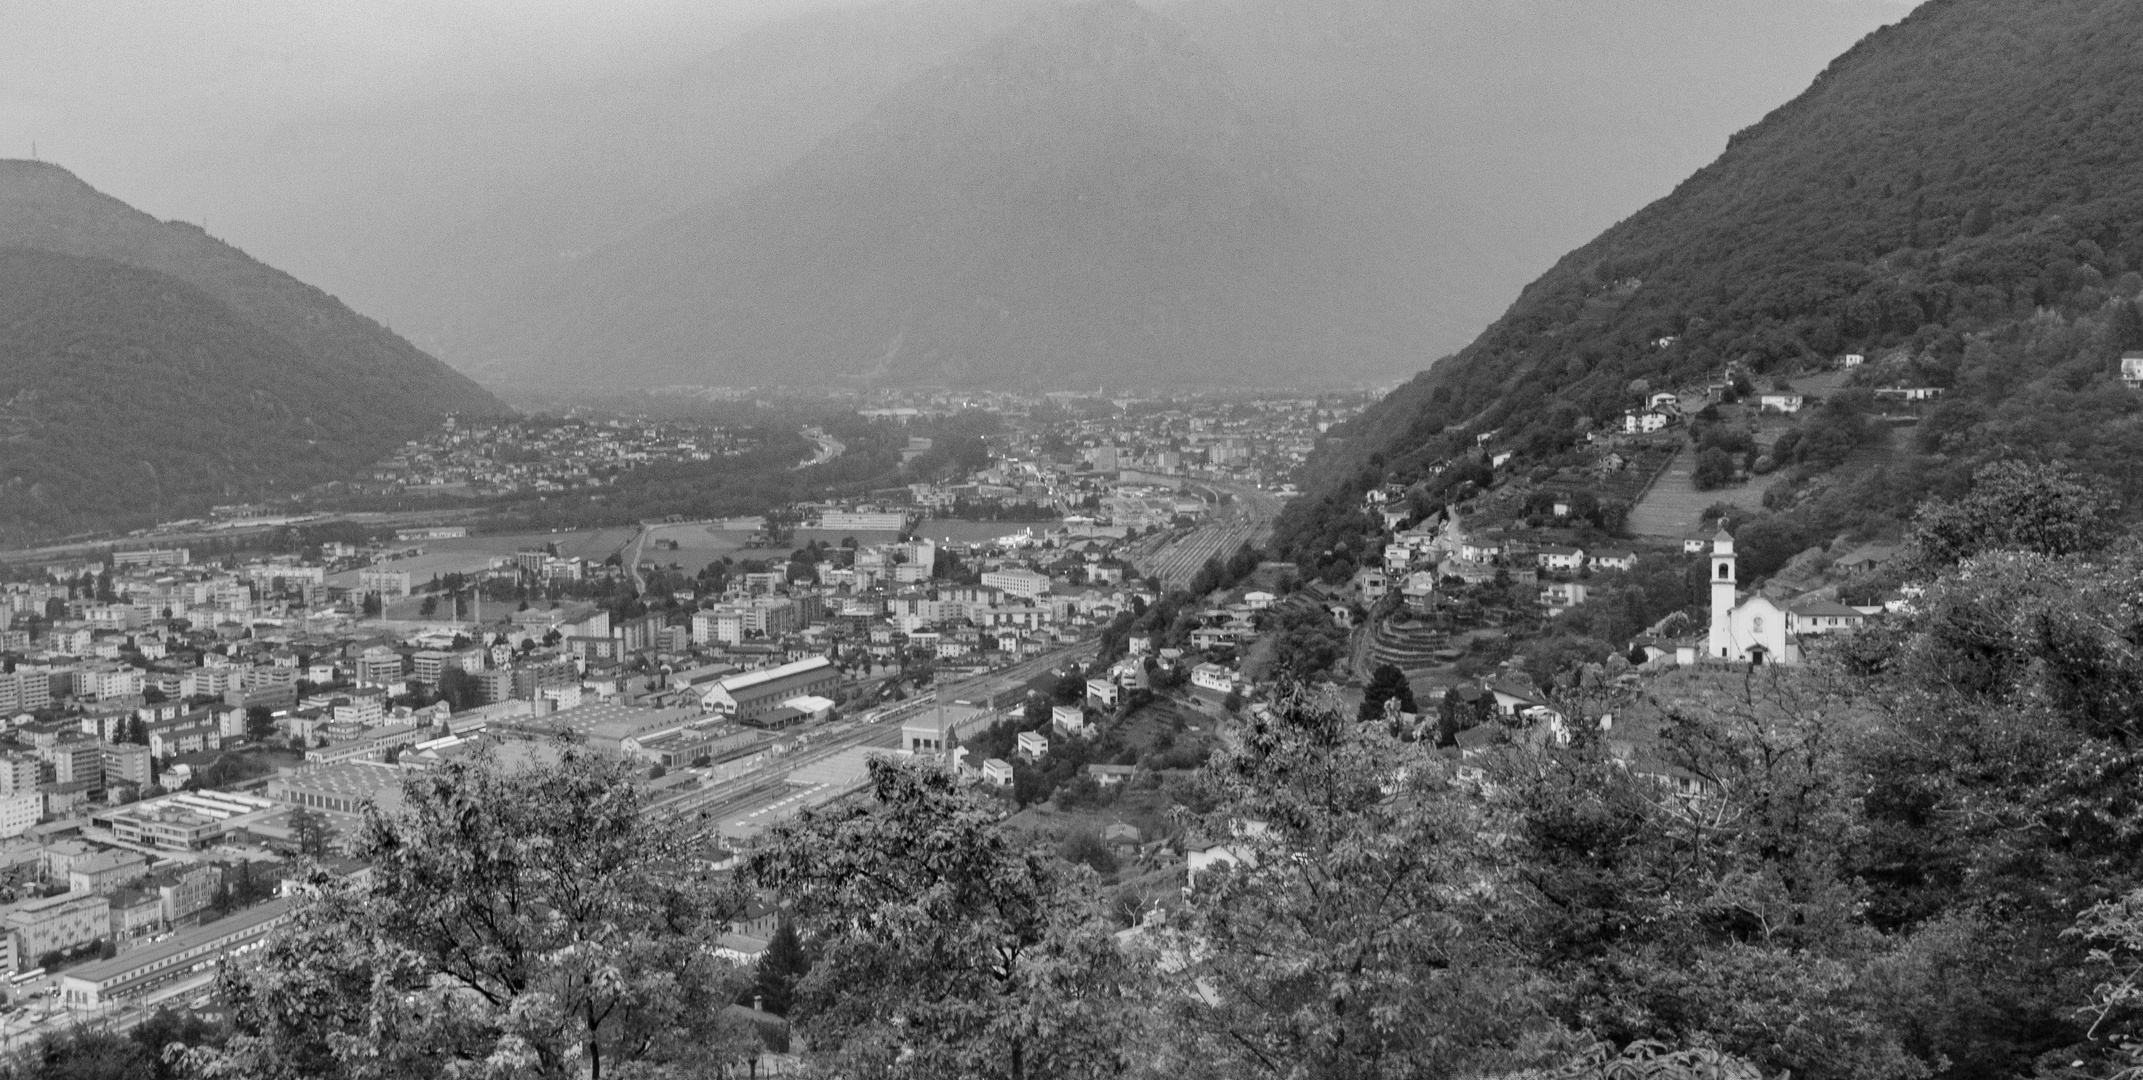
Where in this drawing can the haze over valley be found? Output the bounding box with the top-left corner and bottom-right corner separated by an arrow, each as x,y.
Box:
5,0 -> 1914,391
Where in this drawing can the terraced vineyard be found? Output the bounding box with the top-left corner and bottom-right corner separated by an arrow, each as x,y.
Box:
1356,613 -> 1453,679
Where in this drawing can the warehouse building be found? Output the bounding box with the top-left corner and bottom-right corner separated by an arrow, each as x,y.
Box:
700,657 -> 840,726
59,898 -> 293,1008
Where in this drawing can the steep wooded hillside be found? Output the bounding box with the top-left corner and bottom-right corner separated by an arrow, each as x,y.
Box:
1279,0 -> 2143,558
506,0 -> 1431,389
0,161 -> 505,539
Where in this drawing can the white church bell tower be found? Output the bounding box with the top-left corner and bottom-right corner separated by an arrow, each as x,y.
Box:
1709,528 -> 1737,659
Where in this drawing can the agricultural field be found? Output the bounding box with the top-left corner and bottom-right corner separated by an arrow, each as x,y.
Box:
1626,444 -> 1772,539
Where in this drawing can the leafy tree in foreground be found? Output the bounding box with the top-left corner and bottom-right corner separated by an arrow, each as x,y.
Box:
1154,685 -> 1553,1080
185,750 -> 756,1080
750,757 -> 1146,1080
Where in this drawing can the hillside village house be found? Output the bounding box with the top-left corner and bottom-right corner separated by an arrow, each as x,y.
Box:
2123,352 -> 2143,389
1786,597 -> 1868,635
1623,411 -> 1671,434
1051,704 -> 1086,737
1088,763 -> 1135,788
1190,663 -> 1238,697
1536,546 -> 1585,572
1758,392 -> 1805,413
1350,567 -> 1388,602
1874,386 -> 1944,403
1589,549 -> 1636,571
1016,731 -> 1047,761
1399,571 -> 1438,613
1486,677 -> 1544,717
1540,581 -> 1589,616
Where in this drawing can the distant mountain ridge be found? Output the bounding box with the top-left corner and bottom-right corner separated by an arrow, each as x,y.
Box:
0,160 -> 505,540
1278,0 -> 2143,555
496,0 -> 1433,389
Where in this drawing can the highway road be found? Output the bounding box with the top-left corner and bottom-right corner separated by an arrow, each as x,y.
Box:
795,426 -> 846,470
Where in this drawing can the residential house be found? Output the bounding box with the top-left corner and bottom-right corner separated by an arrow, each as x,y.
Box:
1087,764 -> 1135,788
1016,732 -> 1048,761
1536,546 -> 1585,573
1051,704 -> 1087,737
1623,411 -> 1671,435
1539,581 -> 1589,615
1189,663 -> 1238,699
1085,679 -> 1119,709
1786,597 -> 1868,636
1350,567 -> 1388,602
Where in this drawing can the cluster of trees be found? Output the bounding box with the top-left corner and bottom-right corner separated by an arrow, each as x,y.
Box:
1186,542 -> 1263,597
1518,488 -> 1630,533
1261,602 -> 1352,682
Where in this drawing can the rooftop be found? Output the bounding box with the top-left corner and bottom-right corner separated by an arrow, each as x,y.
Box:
61,897 -> 294,987
714,656 -> 834,695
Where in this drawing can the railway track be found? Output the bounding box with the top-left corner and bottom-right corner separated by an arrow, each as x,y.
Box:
1133,484 -> 1286,590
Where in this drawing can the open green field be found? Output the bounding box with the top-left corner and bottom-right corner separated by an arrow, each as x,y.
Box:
1627,444 -> 1772,539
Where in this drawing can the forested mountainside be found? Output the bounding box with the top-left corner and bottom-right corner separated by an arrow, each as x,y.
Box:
1276,0 -> 2143,561
506,0 -> 1433,389
0,161 -> 504,539
0,249 -> 418,538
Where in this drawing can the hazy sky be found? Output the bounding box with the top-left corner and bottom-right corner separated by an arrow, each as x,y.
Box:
0,0 -> 1928,373
3,0 -> 1917,215
0,0 -> 842,211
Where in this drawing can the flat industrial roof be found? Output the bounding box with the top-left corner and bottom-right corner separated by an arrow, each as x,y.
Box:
270,760 -> 404,801
61,898 -> 294,988
715,656 -> 832,695
109,789 -> 278,822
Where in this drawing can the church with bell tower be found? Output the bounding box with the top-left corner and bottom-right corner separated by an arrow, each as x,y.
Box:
1707,528 -> 1795,664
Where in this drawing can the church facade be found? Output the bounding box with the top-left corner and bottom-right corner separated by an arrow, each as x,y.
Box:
1707,529 -> 1797,665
